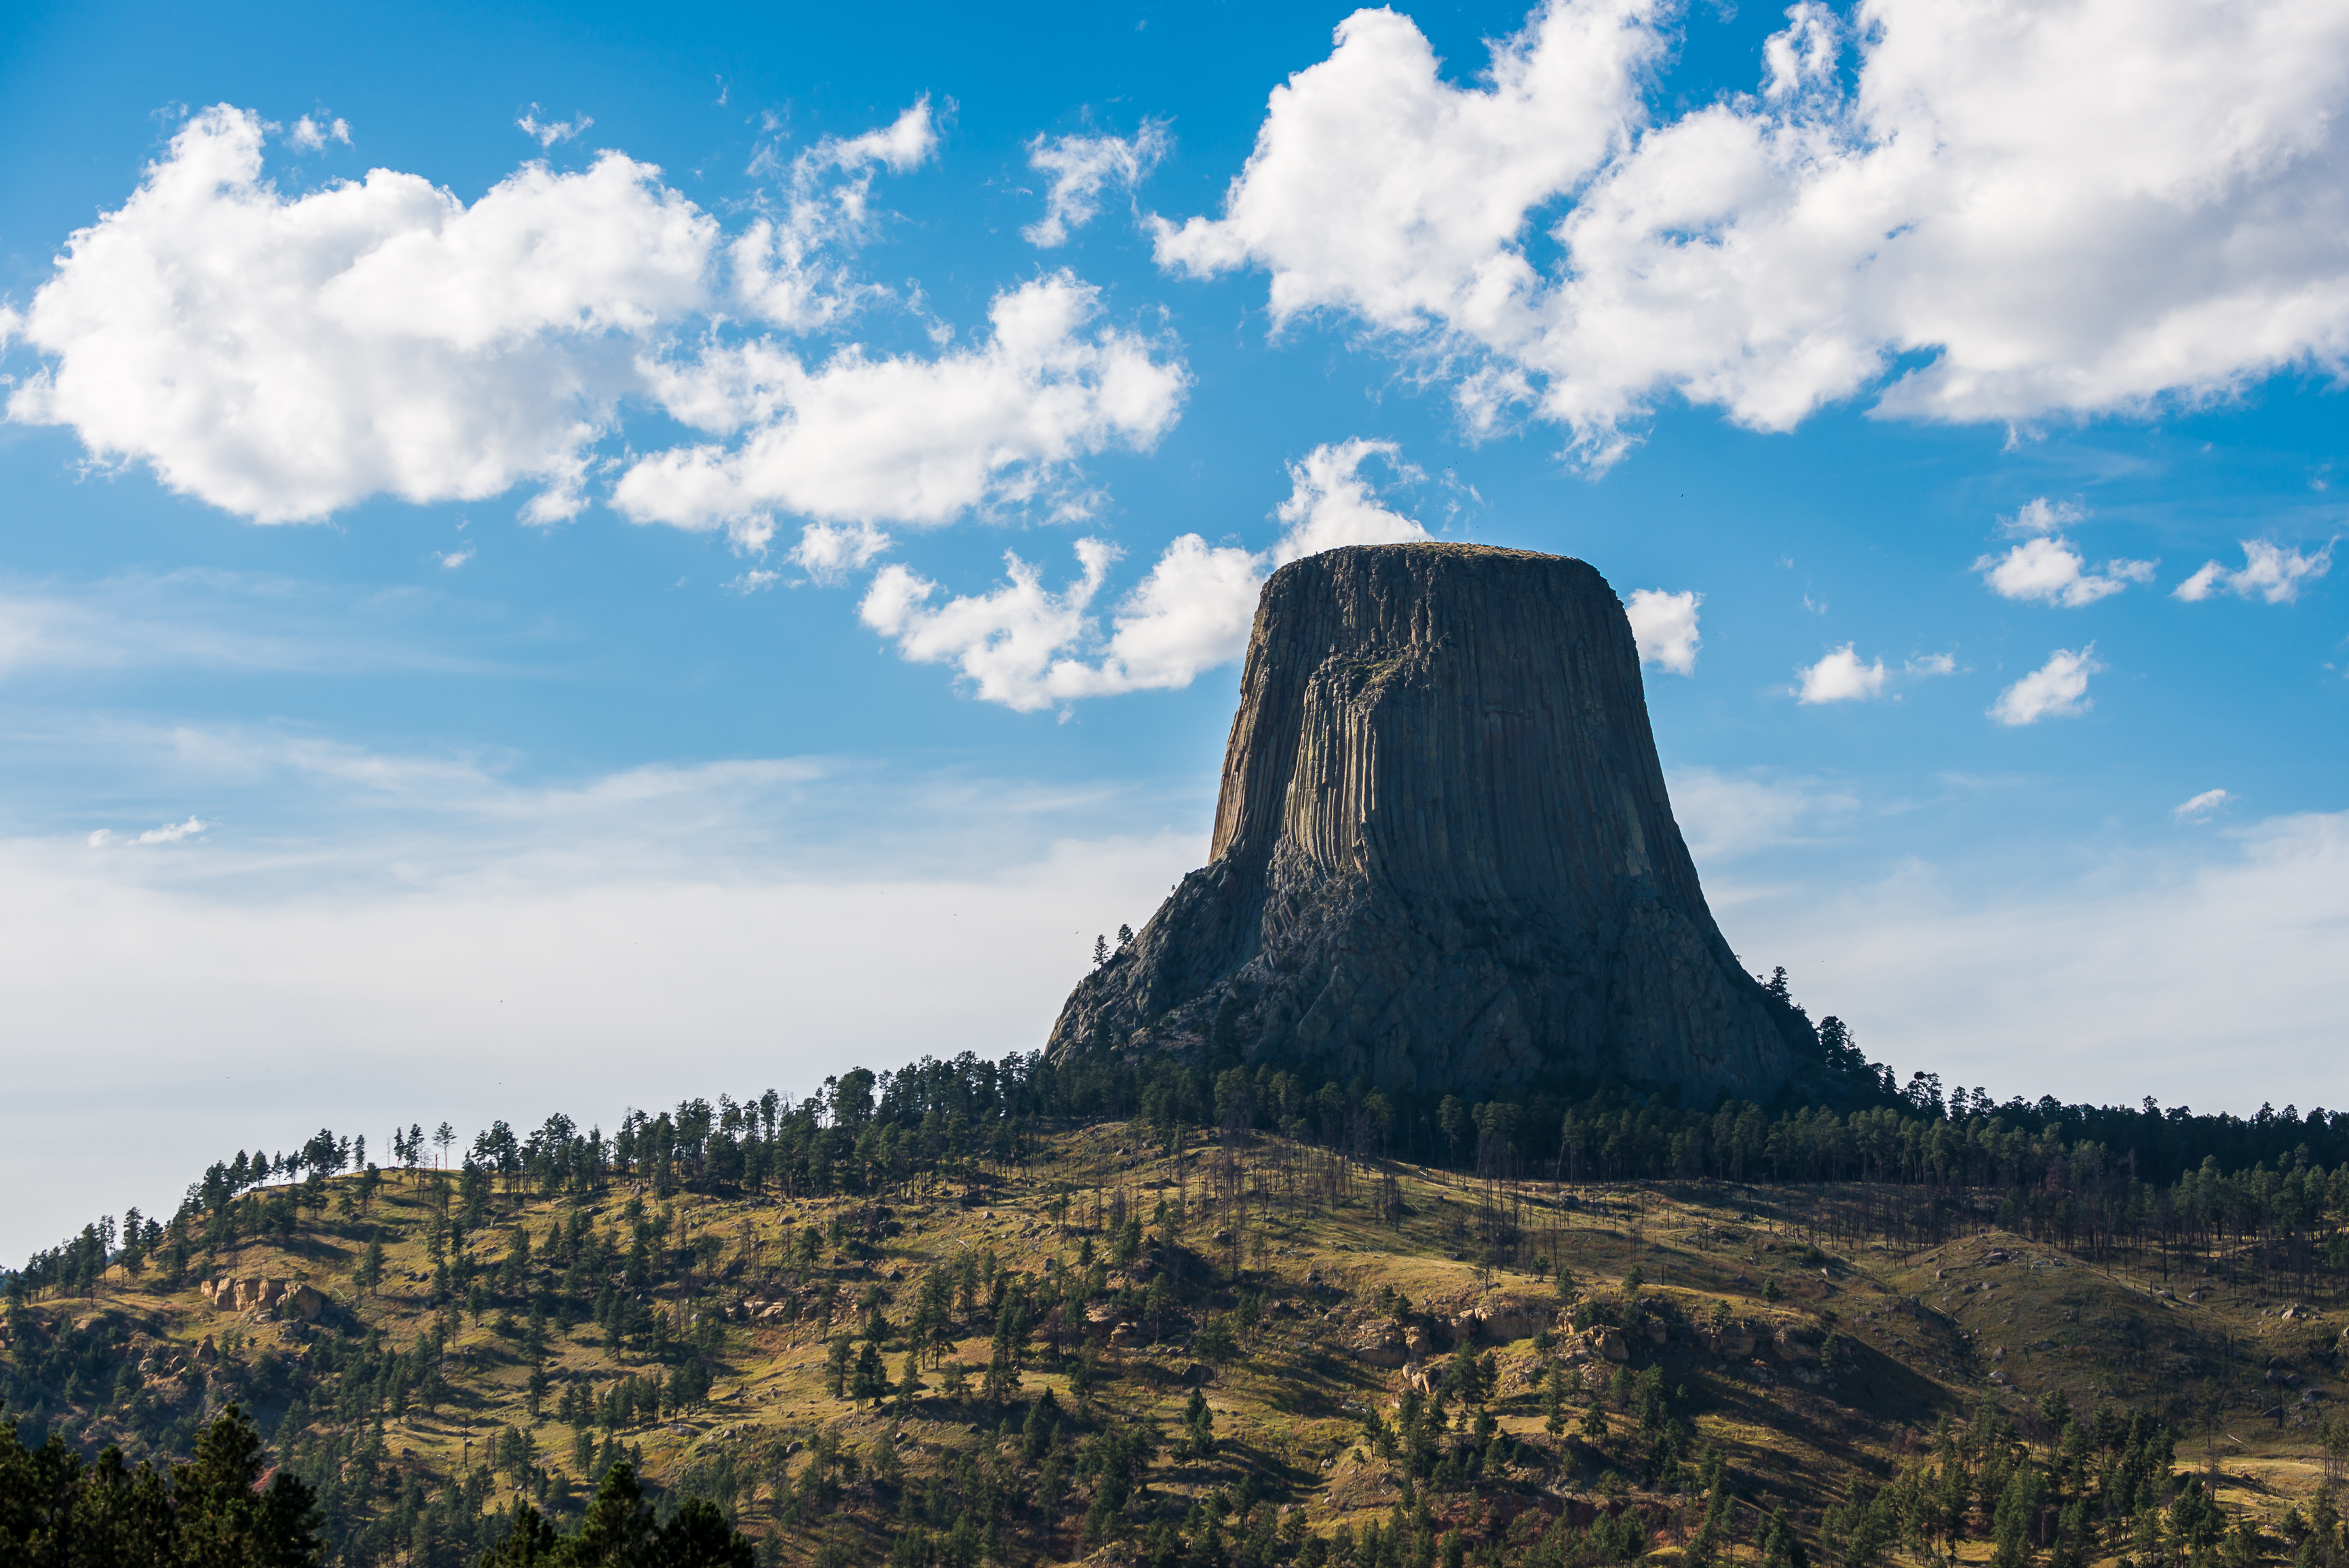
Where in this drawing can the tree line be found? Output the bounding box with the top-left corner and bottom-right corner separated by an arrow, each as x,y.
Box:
16,982 -> 2349,1301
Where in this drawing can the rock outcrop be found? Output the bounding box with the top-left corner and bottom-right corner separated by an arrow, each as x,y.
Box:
1046,543 -> 1812,1102
199,1277 -> 326,1320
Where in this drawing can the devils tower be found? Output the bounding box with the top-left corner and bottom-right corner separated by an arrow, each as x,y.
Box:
1047,543 -> 1812,1102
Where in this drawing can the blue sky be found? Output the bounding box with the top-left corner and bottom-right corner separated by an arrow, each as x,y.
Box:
3,0 -> 2346,1261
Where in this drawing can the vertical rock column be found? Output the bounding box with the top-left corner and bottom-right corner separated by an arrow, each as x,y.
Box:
1048,543 -> 1809,1103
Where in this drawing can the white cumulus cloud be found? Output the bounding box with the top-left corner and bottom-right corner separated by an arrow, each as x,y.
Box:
613,273 -> 1189,550
5,104 -> 717,524
1625,588 -> 1701,675
1024,121 -> 1172,248
1975,535 -> 2156,607
2,101 -> 1008,535
860,539 -> 1123,712
856,439 -> 1432,711
2174,539 -> 2336,604
1796,643 -> 1886,704
2173,788 -> 2231,822
1263,439 -> 1433,566
1154,0 -> 2349,465
1989,645 -> 2101,726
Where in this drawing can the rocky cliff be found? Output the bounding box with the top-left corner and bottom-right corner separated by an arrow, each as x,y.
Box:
1046,543 -> 1812,1102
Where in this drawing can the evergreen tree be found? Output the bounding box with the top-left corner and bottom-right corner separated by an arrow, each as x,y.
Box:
894,1351 -> 925,1417
822,1337 -> 852,1400
850,1341 -> 890,1403
1183,1388 -> 1217,1461
0,1404 -> 327,1567
356,1236 -> 385,1293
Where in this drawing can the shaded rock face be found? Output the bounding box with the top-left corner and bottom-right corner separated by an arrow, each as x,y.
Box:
1047,543 -> 1808,1102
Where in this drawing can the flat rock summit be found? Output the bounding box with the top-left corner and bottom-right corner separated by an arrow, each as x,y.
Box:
1048,543 -> 1812,1101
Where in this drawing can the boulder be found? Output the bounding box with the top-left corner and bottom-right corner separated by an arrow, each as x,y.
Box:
1043,544 -> 1818,1099
1457,1300 -> 1554,1343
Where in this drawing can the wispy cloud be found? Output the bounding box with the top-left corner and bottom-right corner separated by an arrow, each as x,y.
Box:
286,115 -> 349,152
1997,497 -> 2084,538
87,816 -> 207,849
2173,787 -> 2231,822
2175,539 -> 2335,604
0,776 -> 1198,1262
1989,645 -> 2101,726
1668,767 -> 1859,864
731,100 -> 938,332
788,521 -> 892,585
1719,809 -> 2349,1109
516,107 -> 594,147
1023,121 -> 1172,248
0,571 -> 518,681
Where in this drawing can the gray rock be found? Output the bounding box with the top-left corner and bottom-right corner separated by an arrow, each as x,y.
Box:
1046,544 -> 1813,1101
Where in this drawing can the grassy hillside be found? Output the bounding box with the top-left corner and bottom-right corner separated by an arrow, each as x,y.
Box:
7,1123 -> 2347,1568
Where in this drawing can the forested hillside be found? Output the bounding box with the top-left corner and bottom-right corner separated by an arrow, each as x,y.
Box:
8,1044 -> 2349,1567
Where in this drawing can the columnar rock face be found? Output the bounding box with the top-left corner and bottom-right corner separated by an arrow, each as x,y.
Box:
1046,543 -> 1810,1102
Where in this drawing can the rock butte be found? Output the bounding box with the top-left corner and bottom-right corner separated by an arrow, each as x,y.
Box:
1046,543 -> 1813,1101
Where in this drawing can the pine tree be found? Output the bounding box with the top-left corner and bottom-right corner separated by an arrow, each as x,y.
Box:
356,1236 -> 385,1294
822,1337 -> 852,1400
851,1340 -> 890,1403
982,1305 -> 1023,1404
894,1351 -> 925,1417
1183,1388 -> 1217,1460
